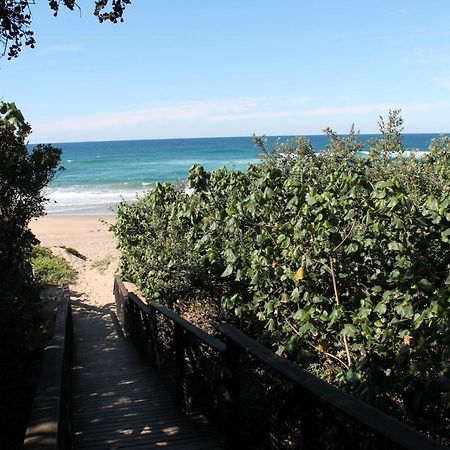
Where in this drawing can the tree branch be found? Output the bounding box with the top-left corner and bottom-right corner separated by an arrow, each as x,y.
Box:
329,256 -> 352,368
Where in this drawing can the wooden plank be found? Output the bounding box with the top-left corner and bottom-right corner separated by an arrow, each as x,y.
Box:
120,441 -> 222,450
71,297 -> 221,450
74,428 -> 217,448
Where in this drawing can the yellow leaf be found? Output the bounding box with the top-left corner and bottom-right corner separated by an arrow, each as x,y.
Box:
403,335 -> 413,346
316,340 -> 328,353
295,266 -> 305,281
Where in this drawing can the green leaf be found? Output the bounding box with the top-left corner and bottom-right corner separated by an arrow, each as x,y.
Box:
221,265 -> 233,277
373,303 -> 387,315
388,241 -> 404,251
265,301 -> 274,314
293,309 -> 304,321
419,278 -> 434,292
224,248 -> 237,263
345,242 -> 359,254
342,324 -> 357,337
298,322 -> 315,335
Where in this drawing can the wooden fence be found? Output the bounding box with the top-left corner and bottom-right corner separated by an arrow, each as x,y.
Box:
114,275 -> 446,450
114,276 -> 227,432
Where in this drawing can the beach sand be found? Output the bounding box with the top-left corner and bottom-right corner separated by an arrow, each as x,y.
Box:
30,215 -> 119,307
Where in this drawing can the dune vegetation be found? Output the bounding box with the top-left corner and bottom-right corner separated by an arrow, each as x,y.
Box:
113,111 -> 450,439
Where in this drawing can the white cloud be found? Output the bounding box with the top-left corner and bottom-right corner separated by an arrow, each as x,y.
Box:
208,102 -> 444,122
32,98 -> 259,134
36,44 -> 82,55
29,97 -> 450,142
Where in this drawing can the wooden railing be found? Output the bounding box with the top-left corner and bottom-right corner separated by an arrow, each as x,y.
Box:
114,275 -> 227,431
218,324 -> 445,450
23,286 -> 73,450
113,276 -> 446,450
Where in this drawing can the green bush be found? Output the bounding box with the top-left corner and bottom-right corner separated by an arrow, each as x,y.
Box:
113,111 -> 450,428
0,102 -> 62,295
0,102 -> 62,449
32,245 -> 77,285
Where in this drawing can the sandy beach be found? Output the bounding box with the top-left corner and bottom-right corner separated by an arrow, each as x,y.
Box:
30,215 -> 119,307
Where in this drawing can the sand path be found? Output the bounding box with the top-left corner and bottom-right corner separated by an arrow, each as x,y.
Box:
30,215 -> 119,307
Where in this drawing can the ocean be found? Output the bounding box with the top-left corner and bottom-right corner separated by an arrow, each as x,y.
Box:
40,134 -> 445,215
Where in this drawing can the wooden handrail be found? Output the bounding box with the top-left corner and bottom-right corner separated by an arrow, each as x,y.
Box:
114,276 -> 227,432
23,286 -> 72,450
128,292 -> 226,353
219,323 -> 445,450
113,274 -> 128,302
114,277 -> 225,353
114,275 -> 446,449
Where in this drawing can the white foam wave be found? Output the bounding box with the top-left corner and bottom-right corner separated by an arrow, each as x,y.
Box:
44,186 -> 148,215
358,150 -> 429,158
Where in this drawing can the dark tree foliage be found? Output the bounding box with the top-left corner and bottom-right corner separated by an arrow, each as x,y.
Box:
0,102 -> 62,448
0,0 -> 131,59
0,101 -> 61,285
0,100 -> 61,326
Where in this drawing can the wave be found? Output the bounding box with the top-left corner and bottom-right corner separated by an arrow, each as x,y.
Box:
43,186 -> 148,215
357,150 -> 429,158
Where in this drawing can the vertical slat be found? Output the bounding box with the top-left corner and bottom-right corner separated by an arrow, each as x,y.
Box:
174,323 -> 186,411
149,305 -> 160,368
222,339 -> 241,450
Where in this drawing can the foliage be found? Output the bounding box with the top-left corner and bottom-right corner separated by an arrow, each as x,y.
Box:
113,111 -> 450,433
0,101 -> 62,290
32,245 -> 77,285
0,0 -> 131,59
0,102 -> 62,448
0,98 -> 62,313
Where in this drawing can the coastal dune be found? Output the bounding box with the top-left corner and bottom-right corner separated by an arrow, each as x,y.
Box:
30,215 -> 118,307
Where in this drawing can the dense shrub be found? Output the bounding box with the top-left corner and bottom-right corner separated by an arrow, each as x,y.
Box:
113,112 -> 450,431
32,245 -> 77,286
0,102 -> 62,449
0,102 -> 62,292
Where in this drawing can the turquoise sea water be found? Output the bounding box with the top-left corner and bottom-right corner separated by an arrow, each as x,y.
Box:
42,134 -> 445,215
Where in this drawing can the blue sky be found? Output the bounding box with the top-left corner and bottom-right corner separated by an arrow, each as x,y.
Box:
1,1 -> 450,143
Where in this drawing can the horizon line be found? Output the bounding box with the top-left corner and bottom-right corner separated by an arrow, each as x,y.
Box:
29,131 -> 450,146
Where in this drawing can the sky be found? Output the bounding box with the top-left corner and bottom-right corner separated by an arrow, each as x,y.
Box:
1,1 -> 450,143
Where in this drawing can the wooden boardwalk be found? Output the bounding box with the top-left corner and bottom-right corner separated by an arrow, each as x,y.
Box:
71,300 -> 222,449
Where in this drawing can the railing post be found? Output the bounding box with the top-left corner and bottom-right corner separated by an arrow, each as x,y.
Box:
148,306 -> 160,368
123,295 -> 131,337
174,323 -> 186,411
140,311 -> 153,365
135,308 -> 147,358
222,338 -> 242,449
